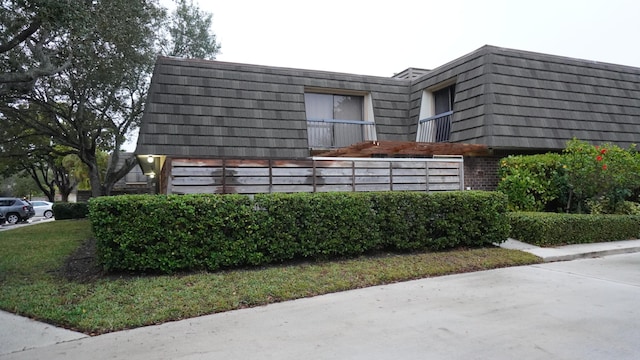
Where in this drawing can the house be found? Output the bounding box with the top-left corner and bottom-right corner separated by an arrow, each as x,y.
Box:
135,45 -> 640,194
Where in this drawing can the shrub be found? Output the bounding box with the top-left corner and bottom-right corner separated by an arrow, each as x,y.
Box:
498,139 -> 640,214
370,191 -> 509,251
254,192 -> 382,260
89,191 -> 510,274
52,202 -> 89,220
563,139 -> 640,213
508,212 -> 640,246
89,194 -> 259,273
497,153 -> 566,212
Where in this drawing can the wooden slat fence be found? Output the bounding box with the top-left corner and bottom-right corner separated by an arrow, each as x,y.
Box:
167,157 -> 464,195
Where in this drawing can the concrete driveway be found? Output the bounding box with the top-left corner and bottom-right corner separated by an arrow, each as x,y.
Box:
1,252 -> 638,360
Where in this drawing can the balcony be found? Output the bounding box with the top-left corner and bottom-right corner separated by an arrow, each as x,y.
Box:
416,111 -> 452,142
307,119 -> 376,149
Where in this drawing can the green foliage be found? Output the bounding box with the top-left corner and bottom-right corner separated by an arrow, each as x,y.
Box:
0,172 -> 43,198
587,199 -> 640,215
497,153 -> 566,211
498,139 -> 640,214
52,202 -> 89,220
89,191 -> 510,274
168,0 -> 221,59
508,212 -> 640,246
2,0 -> 221,197
564,139 -> 640,213
370,191 -> 509,251
0,0 -> 81,95
61,153 -> 108,191
254,192 -> 382,260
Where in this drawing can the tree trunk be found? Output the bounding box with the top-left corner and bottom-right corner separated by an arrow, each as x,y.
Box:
80,148 -> 103,198
54,167 -> 75,203
102,152 -> 138,196
88,163 -> 102,197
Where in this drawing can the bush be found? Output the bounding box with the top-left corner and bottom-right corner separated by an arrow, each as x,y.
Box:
254,192 -> 382,260
89,191 -> 510,274
370,191 -> 509,251
508,212 -> 640,246
497,153 -> 566,212
563,139 -> 640,213
498,139 -> 640,214
52,202 -> 89,220
497,139 -> 640,214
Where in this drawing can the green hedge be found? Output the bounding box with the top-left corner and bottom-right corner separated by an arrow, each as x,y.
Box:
508,212 -> 640,246
89,191 -> 510,273
370,191 -> 509,251
52,202 -> 89,220
497,153 -> 567,212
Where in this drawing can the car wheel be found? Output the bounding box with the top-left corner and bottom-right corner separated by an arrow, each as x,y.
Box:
6,213 -> 20,225
44,210 -> 53,219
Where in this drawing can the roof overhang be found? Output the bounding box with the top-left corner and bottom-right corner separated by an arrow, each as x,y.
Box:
135,154 -> 167,179
314,141 -> 490,158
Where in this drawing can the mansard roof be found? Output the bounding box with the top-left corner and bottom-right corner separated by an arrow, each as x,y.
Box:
136,45 -> 640,159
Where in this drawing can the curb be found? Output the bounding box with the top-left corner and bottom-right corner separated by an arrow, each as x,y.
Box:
500,238 -> 640,262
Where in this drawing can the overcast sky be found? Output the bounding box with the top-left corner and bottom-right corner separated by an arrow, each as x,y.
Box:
200,0 -> 640,77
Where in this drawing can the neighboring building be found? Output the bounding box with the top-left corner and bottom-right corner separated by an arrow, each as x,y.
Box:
78,152 -> 153,202
135,45 -> 640,194
112,153 -> 150,193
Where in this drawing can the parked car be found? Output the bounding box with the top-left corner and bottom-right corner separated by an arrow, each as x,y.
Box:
30,200 -> 54,219
0,198 -> 36,224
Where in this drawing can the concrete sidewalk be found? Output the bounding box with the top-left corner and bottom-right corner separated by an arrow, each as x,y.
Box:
1,244 -> 639,359
0,217 -> 55,232
0,311 -> 87,355
500,238 -> 640,262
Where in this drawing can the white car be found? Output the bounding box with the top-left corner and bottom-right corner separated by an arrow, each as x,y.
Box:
30,201 -> 54,219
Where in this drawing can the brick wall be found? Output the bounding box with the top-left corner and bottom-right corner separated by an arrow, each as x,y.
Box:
464,156 -> 501,191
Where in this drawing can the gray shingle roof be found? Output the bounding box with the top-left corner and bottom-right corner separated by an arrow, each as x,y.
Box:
136,46 -> 640,158
136,57 -> 410,158
439,46 -> 640,150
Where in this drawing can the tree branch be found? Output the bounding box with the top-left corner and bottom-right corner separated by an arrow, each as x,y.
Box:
0,20 -> 41,53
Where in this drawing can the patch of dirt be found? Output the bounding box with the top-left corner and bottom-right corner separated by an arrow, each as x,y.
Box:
59,237 -> 104,283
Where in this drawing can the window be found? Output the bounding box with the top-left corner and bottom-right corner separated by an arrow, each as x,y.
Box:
417,83 -> 455,142
434,84 -> 455,115
305,92 -> 376,148
305,93 -> 363,122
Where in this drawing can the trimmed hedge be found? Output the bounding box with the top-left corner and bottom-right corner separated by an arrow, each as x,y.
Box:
508,212 -> 640,246
370,191 -> 509,251
89,191 -> 510,273
52,202 -> 89,220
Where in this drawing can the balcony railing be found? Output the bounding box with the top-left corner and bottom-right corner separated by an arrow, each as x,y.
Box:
307,119 -> 376,148
416,111 -> 452,142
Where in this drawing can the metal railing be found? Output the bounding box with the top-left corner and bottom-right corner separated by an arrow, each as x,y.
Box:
307,119 -> 376,148
416,111 -> 452,142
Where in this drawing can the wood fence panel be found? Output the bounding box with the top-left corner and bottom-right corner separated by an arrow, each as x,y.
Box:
355,184 -> 392,192
167,157 -> 463,194
315,184 -> 354,192
393,183 -> 428,191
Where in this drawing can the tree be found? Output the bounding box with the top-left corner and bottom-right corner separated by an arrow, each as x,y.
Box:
0,107 -> 61,201
1,0 -> 221,197
2,0 -> 163,197
167,0 -> 221,59
0,0 -> 80,97
0,172 -> 42,198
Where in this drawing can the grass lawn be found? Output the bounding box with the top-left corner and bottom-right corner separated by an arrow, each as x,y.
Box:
0,219 -> 541,335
